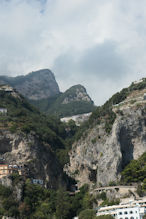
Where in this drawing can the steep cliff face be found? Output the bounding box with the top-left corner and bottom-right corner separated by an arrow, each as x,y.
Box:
0,69 -> 60,100
65,88 -> 146,188
61,85 -> 93,104
0,130 -> 65,189
0,85 -> 67,189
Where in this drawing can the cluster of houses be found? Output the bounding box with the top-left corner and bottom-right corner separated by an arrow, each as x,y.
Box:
0,158 -> 44,185
0,85 -> 14,115
0,85 -> 13,92
0,158 -> 22,178
0,164 -> 22,178
74,199 -> 146,219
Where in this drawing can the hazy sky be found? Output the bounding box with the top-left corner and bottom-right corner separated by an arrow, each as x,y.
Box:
0,0 -> 146,105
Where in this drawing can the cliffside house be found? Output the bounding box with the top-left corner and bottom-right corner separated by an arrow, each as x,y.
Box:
0,108 -> 7,114
0,164 -> 22,178
0,85 -> 13,92
32,179 -> 44,185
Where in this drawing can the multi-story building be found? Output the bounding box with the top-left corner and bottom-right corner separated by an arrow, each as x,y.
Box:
96,199 -> 146,219
0,164 -> 22,178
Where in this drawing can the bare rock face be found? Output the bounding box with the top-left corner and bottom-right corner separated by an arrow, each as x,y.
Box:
0,130 -> 65,189
62,85 -> 92,104
0,69 -> 60,100
65,96 -> 146,188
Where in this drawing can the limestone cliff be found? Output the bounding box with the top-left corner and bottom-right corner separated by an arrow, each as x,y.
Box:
0,85 -> 67,189
0,130 -> 65,189
65,87 -> 146,188
61,85 -> 93,104
0,69 -> 60,100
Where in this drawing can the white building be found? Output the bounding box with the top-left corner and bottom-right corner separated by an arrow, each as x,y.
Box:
96,199 -> 146,219
0,108 -> 7,114
117,206 -> 142,219
32,179 -> 43,185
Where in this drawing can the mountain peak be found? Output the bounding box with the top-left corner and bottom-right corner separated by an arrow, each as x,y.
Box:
62,84 -> 93,104
0,69 -> 60,100
27,69 -> 55,77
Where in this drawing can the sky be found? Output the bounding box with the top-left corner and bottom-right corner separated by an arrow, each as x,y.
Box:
0,0 -> 146,105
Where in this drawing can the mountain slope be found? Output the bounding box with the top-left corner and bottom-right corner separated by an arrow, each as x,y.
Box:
32,84 -> 96,117
65,78 -> 146,187
0,69 -> 60,100
0,70 -> 95,117
0,84 -> 69,188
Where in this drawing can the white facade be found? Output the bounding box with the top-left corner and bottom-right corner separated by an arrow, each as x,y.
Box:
32,179 -> 43,185
96,199 -> 146,219
0,108 -> 7,114
117,206 -> 141,219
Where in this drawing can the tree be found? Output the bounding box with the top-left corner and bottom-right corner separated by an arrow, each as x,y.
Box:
55,188 -> 72,219
96,215 -> 114,219
79,209 -> 96,219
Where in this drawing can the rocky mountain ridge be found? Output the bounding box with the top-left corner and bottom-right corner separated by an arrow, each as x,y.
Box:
32,84 -> 95,117
61,85 -> 92,104
0,69 -> 95,117
0,69 -> 60,100
65,80 -> 146,188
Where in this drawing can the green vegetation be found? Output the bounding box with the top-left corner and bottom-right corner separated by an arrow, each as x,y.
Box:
79,209 -> 96,219
31,85 -> 95,117
121,152 -> 146,196
100,198 -> 120,207
0,184 -> 19,218
0,90 -> 79,168
74,78 -> 146,141
121,152 -> 146,185
96,192 -> 120,207
0,182 -> 95,219
48,100 -> 95,118
31,94 -> 59,114
120,152 -> 146,197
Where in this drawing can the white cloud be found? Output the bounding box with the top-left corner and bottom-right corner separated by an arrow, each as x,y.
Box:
0,0 -> 146,104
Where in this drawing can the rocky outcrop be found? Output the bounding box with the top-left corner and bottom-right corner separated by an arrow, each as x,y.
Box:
61,85 -> 93,104
65,93 -> 146,188
0,69 -> 60,100
45,84 -> 95,117
0,130 -> 65,189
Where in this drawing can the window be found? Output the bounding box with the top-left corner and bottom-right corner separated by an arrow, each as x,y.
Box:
125,217 -> 128,219
130,217 -> 134,219
119,212 -> 122,215
124,211 -> 128,214
130,211 -> 133,214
